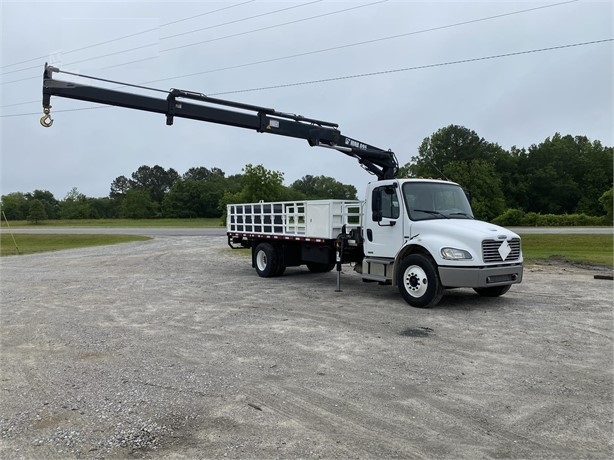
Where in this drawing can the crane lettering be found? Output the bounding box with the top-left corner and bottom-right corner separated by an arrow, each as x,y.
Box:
345,138 -> 368,150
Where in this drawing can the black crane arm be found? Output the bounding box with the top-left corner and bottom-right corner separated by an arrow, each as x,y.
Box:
41,64 -> 398,180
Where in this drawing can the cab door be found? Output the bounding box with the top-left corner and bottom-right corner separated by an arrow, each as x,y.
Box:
364,183 -> 405,258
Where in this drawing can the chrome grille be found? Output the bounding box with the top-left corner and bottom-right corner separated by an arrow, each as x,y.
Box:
482,238 -> 521,263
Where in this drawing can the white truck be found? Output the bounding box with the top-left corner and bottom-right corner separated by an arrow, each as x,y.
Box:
227,179 -> 522,308
41,64 -> 523,308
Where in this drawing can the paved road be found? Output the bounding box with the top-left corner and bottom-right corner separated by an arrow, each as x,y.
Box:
509,226 -> 613,234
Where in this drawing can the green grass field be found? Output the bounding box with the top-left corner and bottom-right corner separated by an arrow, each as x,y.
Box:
0,234 -> 150,256
519,233 -> 612,268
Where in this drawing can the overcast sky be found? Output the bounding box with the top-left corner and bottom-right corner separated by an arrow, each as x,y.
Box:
1,0 -> 612,200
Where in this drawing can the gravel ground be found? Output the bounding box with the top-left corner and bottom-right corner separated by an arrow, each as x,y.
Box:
0,235 -> 612,459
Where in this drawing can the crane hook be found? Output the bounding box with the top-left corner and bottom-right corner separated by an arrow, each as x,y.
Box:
40,107 -> 53,127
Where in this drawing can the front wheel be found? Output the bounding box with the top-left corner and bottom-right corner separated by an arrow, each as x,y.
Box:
254,243 -> 278,278
473,285 -> 511,297
396,254 -> 444,308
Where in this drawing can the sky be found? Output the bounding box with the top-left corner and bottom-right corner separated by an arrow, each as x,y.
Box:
1,0 -> 612,201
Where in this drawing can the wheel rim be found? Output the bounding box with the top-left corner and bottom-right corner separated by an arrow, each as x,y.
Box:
256,250 -> 268,271
403,264 -> 428,298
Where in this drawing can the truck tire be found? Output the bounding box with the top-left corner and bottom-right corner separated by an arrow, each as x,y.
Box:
306,262 -> 335,273
473,285 -> 511,297
274,261 -> 286,276
254,243 -> 278,278
397,254 -> 444,308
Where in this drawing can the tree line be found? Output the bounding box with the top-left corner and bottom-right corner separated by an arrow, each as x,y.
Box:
1,164 -> 358,222
400,126 -> 612,224
2,125 -> 612,224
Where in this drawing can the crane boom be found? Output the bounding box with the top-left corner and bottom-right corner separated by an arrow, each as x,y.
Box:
41,64 -> 398,180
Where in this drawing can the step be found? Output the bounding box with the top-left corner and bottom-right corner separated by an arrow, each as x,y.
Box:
361,273 -> 390,283
363,257 -> 394,265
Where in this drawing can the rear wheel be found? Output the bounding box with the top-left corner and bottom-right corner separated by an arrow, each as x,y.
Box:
397,254 -> 444,308
274,260 -> 286,276
306,262 -> 336,273
474,285 -> 511,297
254,243 -> 278,278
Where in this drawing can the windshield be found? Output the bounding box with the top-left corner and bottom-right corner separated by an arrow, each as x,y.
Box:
402,182 -> 474,221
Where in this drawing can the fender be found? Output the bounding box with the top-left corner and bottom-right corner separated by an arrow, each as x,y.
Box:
392,241 -> 433,287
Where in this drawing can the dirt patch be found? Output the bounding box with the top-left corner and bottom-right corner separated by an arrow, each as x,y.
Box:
526,257 -> 612,273
1,236 -> 612,459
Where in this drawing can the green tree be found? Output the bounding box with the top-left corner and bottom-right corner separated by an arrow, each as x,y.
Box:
572,137 -> 612,215
0,192 -> 29,220
233,163 -> 286,203
121,188 -> 157,218
162,179 -> 202,218
109,166 -> 180,215
183,166 -> 225,181
26,190 -> 59,219
599,187 -> 613,221
27,199 -> 47,224
494,146 -> 525,211
219,164 -> 288,222
59,187 -> 93,219
88,197 -> 118,218
444,160 -> 506,221
402,125 -> 507,221
520,134 -> 613,215
110,175 -> 131,199
162,178 -> 224,218
130,165 -> 180,205
406,125 -> 498,178
290,175 -> 357,200
162,167 -> 229,218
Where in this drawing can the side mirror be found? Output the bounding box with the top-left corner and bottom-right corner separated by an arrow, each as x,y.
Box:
372,210 -> 383,222
384,185 -> 396,195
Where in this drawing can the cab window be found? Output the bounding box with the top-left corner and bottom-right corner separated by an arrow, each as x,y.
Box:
372,186 -> 400,219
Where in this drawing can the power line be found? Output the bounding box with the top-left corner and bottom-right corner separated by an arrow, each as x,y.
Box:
1,0 -> 378,85
208,38 -> 614,96
59,0 -> 325,72
161,0 -> 323,41
159,0 -> 389,54
0,0 -> 256,72
2,38 -> 610,119
133,0 -> 584,87
55,68 -> 168,94
0,0 -> 583,105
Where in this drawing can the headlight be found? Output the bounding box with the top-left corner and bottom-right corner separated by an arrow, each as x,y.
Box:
441,247 -> 472,260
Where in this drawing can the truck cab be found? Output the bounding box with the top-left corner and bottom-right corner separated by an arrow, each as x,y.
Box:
363,178 -> 523,307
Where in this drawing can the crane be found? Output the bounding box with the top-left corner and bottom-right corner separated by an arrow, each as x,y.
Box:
41,64 -> 398,180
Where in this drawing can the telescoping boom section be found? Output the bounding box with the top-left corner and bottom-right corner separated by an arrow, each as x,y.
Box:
41,64 -> 398,180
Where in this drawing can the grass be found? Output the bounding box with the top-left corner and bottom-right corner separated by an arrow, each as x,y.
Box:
0,234 -> 151,256
519,233 -> 613,268
0,218 -> 224,228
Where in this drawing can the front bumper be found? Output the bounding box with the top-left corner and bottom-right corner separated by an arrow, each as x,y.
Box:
438,263 -> 523,288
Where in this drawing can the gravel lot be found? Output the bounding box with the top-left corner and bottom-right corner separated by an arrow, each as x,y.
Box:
0,235 -> 612,459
